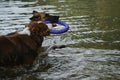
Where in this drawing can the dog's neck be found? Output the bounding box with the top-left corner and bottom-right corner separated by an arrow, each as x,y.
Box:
18,27 -> 31,36
30,20 -> 43,23
18,21 -> 43,36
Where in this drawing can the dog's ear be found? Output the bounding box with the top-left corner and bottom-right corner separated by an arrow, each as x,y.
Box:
29,11 -> 38,20
37,23 -> 50,36
29,23 -> 49,36
30,11 -> 39,20
33,10 -> 38,14
29,23 -> 40,35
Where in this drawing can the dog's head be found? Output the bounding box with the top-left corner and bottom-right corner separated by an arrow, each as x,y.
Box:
29,10 -> 46,21
29,10 -> 59,23
29,22 -> 50,36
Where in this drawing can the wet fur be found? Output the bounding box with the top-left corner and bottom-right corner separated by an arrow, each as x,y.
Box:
0,22 -> 49,67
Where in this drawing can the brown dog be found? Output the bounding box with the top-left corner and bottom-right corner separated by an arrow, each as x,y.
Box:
0,22 -> 50,67
0,21 -> 66,67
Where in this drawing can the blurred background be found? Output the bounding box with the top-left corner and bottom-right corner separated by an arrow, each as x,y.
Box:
0,0 -> 120,80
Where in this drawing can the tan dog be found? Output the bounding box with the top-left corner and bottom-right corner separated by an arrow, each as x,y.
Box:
26,10 -> 46,27
29,10 -> 46,21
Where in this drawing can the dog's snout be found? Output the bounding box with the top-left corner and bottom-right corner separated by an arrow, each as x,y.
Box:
45,14 -> 59,23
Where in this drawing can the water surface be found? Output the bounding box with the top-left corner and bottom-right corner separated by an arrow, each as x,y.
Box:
0,0 -> 120,80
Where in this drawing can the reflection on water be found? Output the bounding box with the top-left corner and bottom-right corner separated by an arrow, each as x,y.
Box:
0,0 -> 120,80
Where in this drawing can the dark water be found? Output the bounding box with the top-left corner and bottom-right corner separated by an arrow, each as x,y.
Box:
0,0 -> 120,80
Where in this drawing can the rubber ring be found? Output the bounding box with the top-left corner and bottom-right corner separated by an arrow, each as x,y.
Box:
44,20 -> 69,34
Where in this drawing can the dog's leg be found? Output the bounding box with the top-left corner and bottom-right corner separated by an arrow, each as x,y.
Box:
37,45 -> 66,53
51,45 -> 66,50
6,32 -> 17,36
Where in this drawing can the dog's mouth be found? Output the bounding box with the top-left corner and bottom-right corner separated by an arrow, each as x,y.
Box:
45,14 -> 59,23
